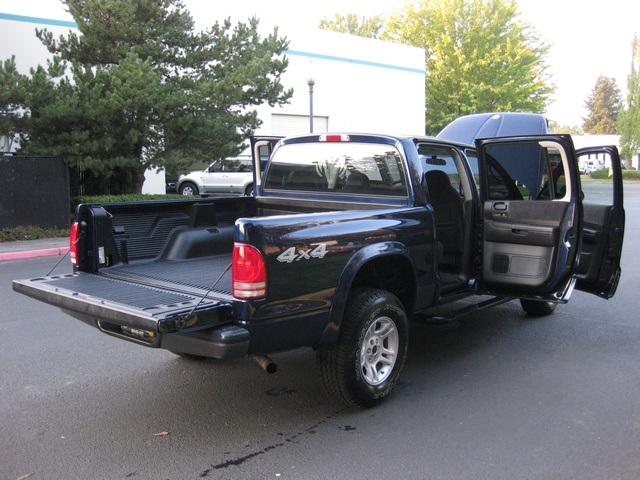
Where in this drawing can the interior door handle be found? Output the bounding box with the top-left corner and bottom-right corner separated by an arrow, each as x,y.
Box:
493,202 -> 508,217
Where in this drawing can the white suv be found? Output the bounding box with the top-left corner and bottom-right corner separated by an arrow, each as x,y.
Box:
177,157 -> 254,196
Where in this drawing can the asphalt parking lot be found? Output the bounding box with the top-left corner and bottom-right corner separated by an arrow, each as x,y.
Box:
2,184 -> 639,479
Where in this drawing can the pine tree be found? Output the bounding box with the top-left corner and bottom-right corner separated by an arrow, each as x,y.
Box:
5,0 -> 292,193
582,76 -> 622,134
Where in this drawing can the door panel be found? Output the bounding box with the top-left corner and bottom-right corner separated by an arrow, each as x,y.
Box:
576,205 -> 613,277
476,136 -> 580,299
482,200 -> 568,288
574,146 -> 625,298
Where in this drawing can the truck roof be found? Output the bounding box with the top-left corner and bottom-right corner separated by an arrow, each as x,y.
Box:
436,112 -> 549,145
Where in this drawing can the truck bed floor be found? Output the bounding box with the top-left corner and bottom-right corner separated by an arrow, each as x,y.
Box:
102,255 -> 233,300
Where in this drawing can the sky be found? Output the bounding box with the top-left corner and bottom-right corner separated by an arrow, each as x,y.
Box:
1,0 -> 638,127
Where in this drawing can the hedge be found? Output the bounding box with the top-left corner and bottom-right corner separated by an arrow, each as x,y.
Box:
590,168 -> 640,181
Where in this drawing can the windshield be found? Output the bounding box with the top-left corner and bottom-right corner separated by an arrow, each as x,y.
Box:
263,142 -> 408,197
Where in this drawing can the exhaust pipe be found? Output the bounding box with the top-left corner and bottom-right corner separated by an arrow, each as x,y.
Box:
252,354 -> 277,374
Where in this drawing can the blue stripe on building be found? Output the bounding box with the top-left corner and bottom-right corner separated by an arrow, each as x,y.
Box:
284,49 -> 425,75
0,12 -> 77,28
1,12 -> 424,75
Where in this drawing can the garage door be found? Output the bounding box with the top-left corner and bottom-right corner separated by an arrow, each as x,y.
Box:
272,114 -> 328,136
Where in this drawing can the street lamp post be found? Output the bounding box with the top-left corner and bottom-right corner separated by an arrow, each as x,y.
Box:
307,77 -> 315,133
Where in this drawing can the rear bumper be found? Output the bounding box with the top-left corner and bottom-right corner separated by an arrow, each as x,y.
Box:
63,308 -> 249,359
161,325 -> 249,359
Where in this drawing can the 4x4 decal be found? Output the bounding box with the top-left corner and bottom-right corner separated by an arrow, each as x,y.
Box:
277,243 -> 329,263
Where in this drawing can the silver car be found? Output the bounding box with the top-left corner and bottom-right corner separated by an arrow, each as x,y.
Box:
177,157 -> 254,196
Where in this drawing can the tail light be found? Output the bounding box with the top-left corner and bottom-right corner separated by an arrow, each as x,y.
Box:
319,134 -> 350,142
69,221 -> 80,265
232,243 -> 267,300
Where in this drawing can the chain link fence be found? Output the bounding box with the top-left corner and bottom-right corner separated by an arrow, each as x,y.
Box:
0,155 -> 70,229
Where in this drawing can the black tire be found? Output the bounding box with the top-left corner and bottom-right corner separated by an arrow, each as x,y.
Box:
179,182 -> 198,196
520,299 -> 557,316
244,183 -> 254,196
318,288 -> 409,408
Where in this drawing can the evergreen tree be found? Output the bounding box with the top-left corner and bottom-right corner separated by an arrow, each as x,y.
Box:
582,75 -> 622,134
0,57 -> 28,148
6,0 -> 292,193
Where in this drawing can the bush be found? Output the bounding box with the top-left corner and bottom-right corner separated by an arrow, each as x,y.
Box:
590,168 -> 640,181
623,169 -> 640,181
589,168 -> 610,179
0,225 -> 70,242
70,194 -> 185,212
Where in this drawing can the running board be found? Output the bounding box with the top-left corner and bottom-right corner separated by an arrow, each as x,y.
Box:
413,296 -> 513,327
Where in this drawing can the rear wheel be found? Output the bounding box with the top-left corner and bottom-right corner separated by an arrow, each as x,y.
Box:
318,288 -> 409,408
520,299 -> 557,316
244,183 -> 254,196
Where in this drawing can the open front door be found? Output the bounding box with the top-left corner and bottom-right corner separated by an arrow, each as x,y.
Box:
476,135 -> 582,301
574,146 -> 625,298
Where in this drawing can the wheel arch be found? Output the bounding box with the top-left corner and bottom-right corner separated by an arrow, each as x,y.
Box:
319,242 -> 417,345
178,179 -> 202,195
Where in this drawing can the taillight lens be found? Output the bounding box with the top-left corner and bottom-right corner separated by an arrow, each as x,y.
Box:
319,134 -> 350,142
69,221 -> 80,265
232,243 -> 267,300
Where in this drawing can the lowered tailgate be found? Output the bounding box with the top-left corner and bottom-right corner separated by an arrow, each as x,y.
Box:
12,256 -> 233,334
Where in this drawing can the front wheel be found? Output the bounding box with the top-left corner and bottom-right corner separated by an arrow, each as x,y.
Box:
520,299 -> 557,316
318,288 -> 409,408
179,182 -> 198,196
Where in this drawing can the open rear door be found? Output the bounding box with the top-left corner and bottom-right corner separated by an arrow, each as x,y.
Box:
476,135 -> 582,301
251,136 -> 282,194
574,146 -> 625,298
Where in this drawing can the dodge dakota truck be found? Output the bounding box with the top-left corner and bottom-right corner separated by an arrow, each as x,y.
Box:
13,118 -> 625,407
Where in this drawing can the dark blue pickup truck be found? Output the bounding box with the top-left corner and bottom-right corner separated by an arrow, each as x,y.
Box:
13,115 -> 625,407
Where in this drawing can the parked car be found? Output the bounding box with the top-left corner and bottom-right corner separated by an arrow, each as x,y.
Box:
165,180 -> 177,194
579,159 -> 604,175
177,157 -> 254,196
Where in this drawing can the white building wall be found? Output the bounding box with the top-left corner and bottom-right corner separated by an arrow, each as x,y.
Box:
258,28 -> 426,137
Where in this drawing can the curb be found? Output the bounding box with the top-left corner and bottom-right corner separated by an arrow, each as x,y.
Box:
0,246 -> 70,263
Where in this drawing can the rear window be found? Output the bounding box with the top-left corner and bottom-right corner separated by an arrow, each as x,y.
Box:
263,142 -> 408,196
